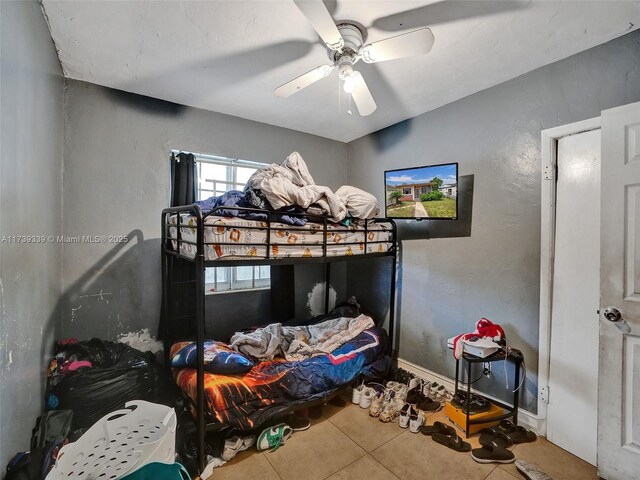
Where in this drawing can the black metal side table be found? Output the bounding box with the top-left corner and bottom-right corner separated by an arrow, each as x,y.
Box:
454,348 -> 524,437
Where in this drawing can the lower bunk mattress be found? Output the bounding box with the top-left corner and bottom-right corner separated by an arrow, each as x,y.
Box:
171,327 -> 391,430
167,214 -> 393,260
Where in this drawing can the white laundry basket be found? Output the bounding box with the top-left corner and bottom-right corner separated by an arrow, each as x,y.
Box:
46,400 -> 177,480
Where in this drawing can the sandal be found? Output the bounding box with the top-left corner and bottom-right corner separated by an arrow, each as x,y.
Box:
478,428 -> 512,448
420,421 -> 455,436
506,425 -> 537,444
515,459 -> 553,480
257,423 -> 293,452
471,440 -> 515,464
432,432 -> 471,452
497,420 -> 517,433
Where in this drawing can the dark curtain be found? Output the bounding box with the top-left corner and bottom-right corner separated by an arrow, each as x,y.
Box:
160,152 -> 198,351
170,152 -> 197,207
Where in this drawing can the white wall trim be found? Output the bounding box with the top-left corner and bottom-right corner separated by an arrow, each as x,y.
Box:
538,116 -> 601,437
397,358 -> 540,434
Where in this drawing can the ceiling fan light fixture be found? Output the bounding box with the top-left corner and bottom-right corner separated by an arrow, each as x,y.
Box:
343,73 -> 356,93
342,70 -> 361,94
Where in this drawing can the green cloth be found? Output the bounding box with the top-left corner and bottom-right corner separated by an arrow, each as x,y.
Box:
122,462 -> 191,480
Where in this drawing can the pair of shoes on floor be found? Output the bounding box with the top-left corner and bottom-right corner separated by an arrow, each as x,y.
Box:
257,423 -> 293,452
420,421 -> 470,452
398,403 -> 425,433
479,420 -> 537,446
406,387 -> 442,413
471,421 -> 536,464
393,367 -> 415,385
352,383 -> 375,409
221,434 -> 256,461
425,381 -> 449,402
373,388 -> 404,423
451,391 -> 492,414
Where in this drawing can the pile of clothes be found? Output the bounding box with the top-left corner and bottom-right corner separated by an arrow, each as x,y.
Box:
195,151 -> 381,226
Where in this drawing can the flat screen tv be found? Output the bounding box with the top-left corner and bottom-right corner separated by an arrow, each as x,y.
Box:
384,162 -> 458,220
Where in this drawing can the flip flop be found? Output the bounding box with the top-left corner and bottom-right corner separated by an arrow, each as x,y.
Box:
432,432 -> 471,452
478,427 -> 513,448
471,441 -> 516,464
515,459 -> 554,479
420,421 -> 455,436
498,420 -> 517,433
506,425 -> 537,444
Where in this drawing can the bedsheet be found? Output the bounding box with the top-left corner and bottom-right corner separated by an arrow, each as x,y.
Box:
172,327 -> 392,430
167,215 -> 393,261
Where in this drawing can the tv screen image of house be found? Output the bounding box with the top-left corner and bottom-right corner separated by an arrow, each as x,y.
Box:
384,163 -> 458,219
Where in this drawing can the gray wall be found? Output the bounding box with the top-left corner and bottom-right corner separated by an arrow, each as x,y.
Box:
347,30 -> 640,412
61,80 -> 348,340
0,0 -> 64,466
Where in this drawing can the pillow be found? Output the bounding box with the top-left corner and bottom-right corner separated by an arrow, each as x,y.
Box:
170,341 -> 254,374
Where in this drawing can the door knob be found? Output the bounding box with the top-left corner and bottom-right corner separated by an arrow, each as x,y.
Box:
602,306 -> 631,333
603,306 -> 623,323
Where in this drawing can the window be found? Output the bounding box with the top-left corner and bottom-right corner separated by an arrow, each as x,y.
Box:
402,187 -> 411,195
173,150 -> 271,294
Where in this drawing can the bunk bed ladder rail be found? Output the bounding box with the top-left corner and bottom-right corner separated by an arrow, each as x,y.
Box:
388,218 -> 398,358
193,204 -> 207,474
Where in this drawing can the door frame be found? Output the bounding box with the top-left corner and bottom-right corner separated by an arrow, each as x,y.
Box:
537,116 -> 601,436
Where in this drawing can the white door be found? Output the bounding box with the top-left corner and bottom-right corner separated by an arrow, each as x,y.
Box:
547,129 -> 601,465
598,100 -> 640,479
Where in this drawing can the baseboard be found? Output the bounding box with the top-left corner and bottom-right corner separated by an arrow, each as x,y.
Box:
397,357 -> 540,434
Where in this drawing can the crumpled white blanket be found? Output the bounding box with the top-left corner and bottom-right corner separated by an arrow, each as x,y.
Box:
244,151 -> 348,223
229,314 -> 375,362
335,185 -> 381,219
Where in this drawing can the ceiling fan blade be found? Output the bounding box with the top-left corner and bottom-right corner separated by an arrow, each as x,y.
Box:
361,28 -> 434,64
371,0 -> 528,32
350,72 -> 376,116
293,0 -> 344,51
274,64 -> 334,98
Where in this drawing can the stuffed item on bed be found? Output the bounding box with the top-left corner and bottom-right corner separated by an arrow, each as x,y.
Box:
171,327 -> 391,430
171,340 -> 254,374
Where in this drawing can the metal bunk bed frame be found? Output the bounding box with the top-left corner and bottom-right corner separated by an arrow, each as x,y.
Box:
161,204 -> 397,473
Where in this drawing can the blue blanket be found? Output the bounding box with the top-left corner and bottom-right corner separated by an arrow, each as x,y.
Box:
196,190 -> 306,226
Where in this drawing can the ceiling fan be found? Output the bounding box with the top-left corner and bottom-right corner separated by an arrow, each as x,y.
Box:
274,0 -> 435,116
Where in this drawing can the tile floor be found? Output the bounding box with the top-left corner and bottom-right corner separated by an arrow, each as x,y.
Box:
207,395 -> 599,480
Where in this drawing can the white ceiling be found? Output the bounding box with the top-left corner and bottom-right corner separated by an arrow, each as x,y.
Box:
43,0 -> 640,142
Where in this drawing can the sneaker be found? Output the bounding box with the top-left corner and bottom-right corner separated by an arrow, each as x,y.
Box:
369,391 -> 385,418
428,382 -> 440,400
221,436 -> 243,461
422,381 -> 432,397
409,409 -> 425,433
417,397 -> 442,413
359,387 -> 374,409
379,391 -> 404,423
257,424 -> 293,452
435,384 -> 448,401
398,403 -> 412,429
287,414 -> 310,432
408,376 -> 422,391
352,383 -> 364,404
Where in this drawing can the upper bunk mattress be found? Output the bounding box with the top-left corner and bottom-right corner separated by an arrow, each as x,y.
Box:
167,214 -> 393,261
